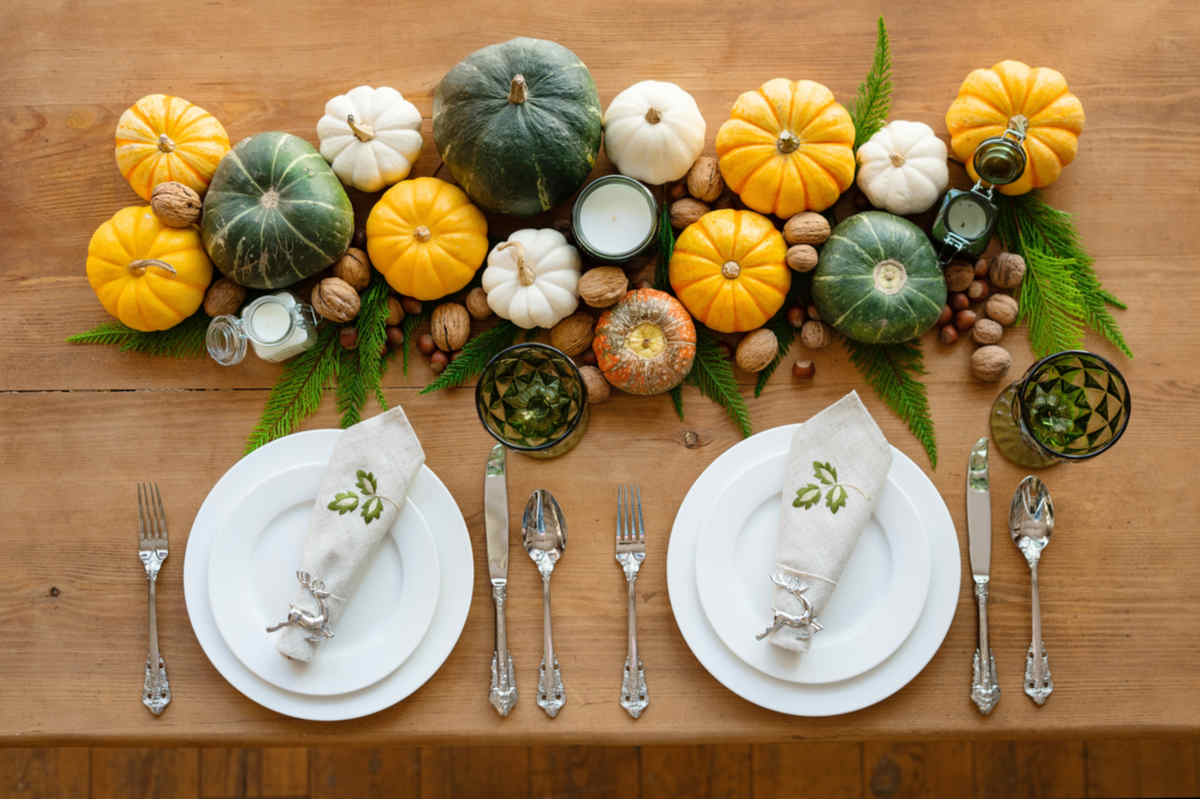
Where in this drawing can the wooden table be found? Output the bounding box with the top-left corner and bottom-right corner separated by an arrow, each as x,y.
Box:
2,0 -> 1197,746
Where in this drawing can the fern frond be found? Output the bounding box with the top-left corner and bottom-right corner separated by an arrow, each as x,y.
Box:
669,385 -> 685,420
687,328 -> 752,437
844,337 -> 937,468
335,345 -> 367,428
420,320 -> 521,394
850,17 -> 892,149
67,312 -> 210,358
245,325 -> 340,453
655,202 -> 674,291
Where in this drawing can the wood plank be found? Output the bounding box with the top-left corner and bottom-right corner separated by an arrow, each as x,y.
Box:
751,742 -> 863,797
0,748 -> 89,797
641,745 -> 752,798
974,739 -> 1085,798
528,746 -> 641,798
261,747 -> 310,798
309,747 -> 419,798
199,747 -> 261,798
1085,738 -> 1200,797
863,740 -> 973,797
91,747 -> 200,798
419,746 -> 530,798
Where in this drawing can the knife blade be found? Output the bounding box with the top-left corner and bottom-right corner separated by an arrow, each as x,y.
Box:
967,436 -> 999,714
484,444 -> 517,716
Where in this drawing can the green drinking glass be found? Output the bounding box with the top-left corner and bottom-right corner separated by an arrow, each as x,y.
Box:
990,349 -> 1131,467
475,343 -> 590,459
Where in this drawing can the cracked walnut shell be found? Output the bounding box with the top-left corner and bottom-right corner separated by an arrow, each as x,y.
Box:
431,302 -> 470,351
311,277 -> 361,322
150,181 -> 202,227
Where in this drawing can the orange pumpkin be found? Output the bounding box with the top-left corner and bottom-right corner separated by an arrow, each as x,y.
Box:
115,94 -> 231,201
593,289 -> 696,395
669,209 -> 790,333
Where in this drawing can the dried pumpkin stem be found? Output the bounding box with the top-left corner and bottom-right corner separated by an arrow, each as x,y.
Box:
414,225 -> 432,243
644,107 -> 662,124
508,74 -> 528,104
346,113 -> 375,142
127,258 -> 177,277
776,131 -> 801,154
721,260 -> 742,279
497,241 -> 536,286
156,133 -> 175,153
889,152 -> 906,167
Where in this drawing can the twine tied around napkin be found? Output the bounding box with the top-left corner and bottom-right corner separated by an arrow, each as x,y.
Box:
761,391 -> 892,652
267,406 -> 425,662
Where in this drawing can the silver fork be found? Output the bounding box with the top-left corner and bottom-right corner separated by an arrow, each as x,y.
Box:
616,485 -> 648,719
138,483 -> 171,716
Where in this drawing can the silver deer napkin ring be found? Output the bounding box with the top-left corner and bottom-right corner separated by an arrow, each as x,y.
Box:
266,571 -> 340,643
756,572 -> 825,641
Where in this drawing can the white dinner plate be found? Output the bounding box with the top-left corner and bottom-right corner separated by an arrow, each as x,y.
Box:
208,462 -> 440,696
668,425 -> 960,716
696,454 -> 930,684
184,429 -> 473,721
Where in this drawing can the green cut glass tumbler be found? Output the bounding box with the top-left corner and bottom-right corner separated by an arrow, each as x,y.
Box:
475,343 -> 589,459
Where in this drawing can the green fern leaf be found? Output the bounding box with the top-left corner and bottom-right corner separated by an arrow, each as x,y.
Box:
245,325 -> 340,453
420,320 -> 521,394
843,337 -> 938,468
687,327 -> 752,437
669,385 -> 685,420
67,312 -> 210,358
655,202 -> 674,291
849,17 -> 892,149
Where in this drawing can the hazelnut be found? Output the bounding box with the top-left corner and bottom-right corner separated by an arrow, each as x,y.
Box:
311,277 -> 361,323
668,180 -> 687,201
950,292 -> 970,311
711,192 -> 736,210
150,181 -> 202,227
465,287 -> 492,320
786,306 -> 807,328
670,198 -> 710,229
972,318 -> 1004,345
416,332 -> 436,356
430,302 -> 470,351
332,248 -> 371,291
576,347 -> 597,366
967,279 -> 990,302
385,296 -> 405,326
783,212 -> 831,245
974,257 -> 990,278
989,252 -> 1027,289
339,327 -> 358,350
971,345 -> 1012,382
937,304 -> 952,326
939,325 -> 959,345
955,309 -> 978,332
549,312 -> 595,356
386,326 -> 405,349
944,262 -> 974,292
806,304 -> 821,323
734,328 -> 778,373
578,365 -> 611,404
351,228 -> 367,249
578,266 -> 629,308
985,294 -> 1019,326
686,156 -> 724,203
202,278 -> 247,318
429,350 -> 449,374
791,359 -> 815,379
785,244 -> 819,272
401,297 -> 422,316
800,320 -> 832,350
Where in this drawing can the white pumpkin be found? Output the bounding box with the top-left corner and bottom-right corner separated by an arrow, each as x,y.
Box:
482,229 -> 582,329
856,120 -> 950,215
317,85 -> 423,193
603,80 -> 706,185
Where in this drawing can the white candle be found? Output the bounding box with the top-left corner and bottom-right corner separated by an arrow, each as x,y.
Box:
574,177 -> 656,260
247,293 -> 316,363
250,300 -> 291,342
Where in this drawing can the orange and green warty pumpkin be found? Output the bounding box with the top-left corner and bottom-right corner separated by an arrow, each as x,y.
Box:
715,79 -> 856,217
669,209 -> 790,333
945,60 -> 1085,195
86,206 -> 213,331
593,289 -> 696,396
366,177 -> 489,301
115,94 -> 230,201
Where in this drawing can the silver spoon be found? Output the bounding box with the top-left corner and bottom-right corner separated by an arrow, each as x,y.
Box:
1009,475 -> 1055,705
522,489 -> 567,718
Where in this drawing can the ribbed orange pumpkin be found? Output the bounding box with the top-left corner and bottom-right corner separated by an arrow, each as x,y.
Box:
945,60 -> 1085,195
669,209 -> 790,333
114,94 -> 230,201
593,289 -> 696,395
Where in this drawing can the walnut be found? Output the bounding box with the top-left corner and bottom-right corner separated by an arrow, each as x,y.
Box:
202,278 -> 247,317
972,318 -> 1004,345
670,198 -> 709,229
332,248 -> 371,291
150,181 -> 202,227
385,296 -> 404,326
430,302 -> 470,351
944,262 -> 974,292
578,267 -> 628,308
800,320 -> 832,350
989,252 -> 1026,289
686,156 -> 724,203
785,244 -> 819,272
549,312 -> 594,356
783,212 -> 830,245
578,365 -> 611,404
466,287 -> 492,320
971,345 -> 1012,382
735,329 -> 778,373
311,277 -> 361,322
985,294 -> 1019,326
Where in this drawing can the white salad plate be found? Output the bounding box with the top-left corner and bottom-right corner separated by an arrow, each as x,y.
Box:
695,457 -> 930,684
184,429 -> 473,721
667,425 -> 960,716
208,462 -> 441,696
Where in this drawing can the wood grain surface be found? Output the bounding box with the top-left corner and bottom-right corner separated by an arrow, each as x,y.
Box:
1,0 -> 1198,746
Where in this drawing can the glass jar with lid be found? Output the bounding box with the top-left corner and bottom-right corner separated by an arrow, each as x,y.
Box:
206,292 -> 319,365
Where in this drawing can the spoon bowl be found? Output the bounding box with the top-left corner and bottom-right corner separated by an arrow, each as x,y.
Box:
522,488 -> 567,718
1009,475 -> 1055,705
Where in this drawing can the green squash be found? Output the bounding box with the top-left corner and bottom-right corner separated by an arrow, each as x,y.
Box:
433,37 -> 603,216
201,132 -> 353,289
812,211 -> 947,344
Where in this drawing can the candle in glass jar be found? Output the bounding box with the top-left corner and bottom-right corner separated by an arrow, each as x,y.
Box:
571,175 -> 658,262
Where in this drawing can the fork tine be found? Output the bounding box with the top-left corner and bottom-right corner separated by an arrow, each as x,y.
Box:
616,485 -> 624,543
635,485 -> 645,542
153,482 -> 168,542
137,483 -> 148,540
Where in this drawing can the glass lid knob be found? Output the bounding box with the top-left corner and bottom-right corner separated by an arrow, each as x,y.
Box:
973,137 -> 1027,186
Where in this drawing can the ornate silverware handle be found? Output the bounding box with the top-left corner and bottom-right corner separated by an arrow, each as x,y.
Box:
620,568 -> 649,719
1024,562 -> 1053,704
536,574 -> 565,718
489,582 -> 517,717
970,577 -> 1000,715
141,557 -> 170,716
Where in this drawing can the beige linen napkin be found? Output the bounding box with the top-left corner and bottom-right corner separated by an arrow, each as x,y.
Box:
765,391 -> 892,652
270,406 -> 425,662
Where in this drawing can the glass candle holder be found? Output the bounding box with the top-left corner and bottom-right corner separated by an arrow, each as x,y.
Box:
475,343 -> 589,459
990,349 -> 1131,467
571,175 -> 658,263
207,292 -> 319,366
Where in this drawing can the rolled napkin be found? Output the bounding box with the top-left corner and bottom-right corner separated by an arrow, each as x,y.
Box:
268,406 -> 425,662
763,391 -> 892,652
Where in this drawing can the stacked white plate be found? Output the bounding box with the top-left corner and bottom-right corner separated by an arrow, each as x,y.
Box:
667,425 -> 960,715
183,429 -> 474,720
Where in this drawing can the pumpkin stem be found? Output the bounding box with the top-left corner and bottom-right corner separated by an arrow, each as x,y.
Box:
721,261 -> 742,280
889,152 -> 906,167
497,241 -> 536,286
127,258 -> 177,277
776,131 -> 801,154
644,107 -> 662,124
157,133 -> 175,154
508,74 -> 528,104
414,225 -> 432,243
346,113 -> 375,142
872,259 -> 908,295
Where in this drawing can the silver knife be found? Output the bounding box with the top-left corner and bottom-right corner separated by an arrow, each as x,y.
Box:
968,437 -> 1000,714
485,444 -> 518,716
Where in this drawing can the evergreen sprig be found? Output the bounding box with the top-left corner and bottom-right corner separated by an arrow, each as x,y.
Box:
655,201 -> 674,291
686,327 -> 752,438
843,337 -> 938,468
420,320 -> 521,394
336,273 -> 392,427
67,312 -> 210,358
995,192 -> 1132,358
245,324 -> 340,453
849,17 -> 892,149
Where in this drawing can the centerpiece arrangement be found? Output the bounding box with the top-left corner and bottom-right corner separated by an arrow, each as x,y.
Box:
69,19 -> 1129,468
